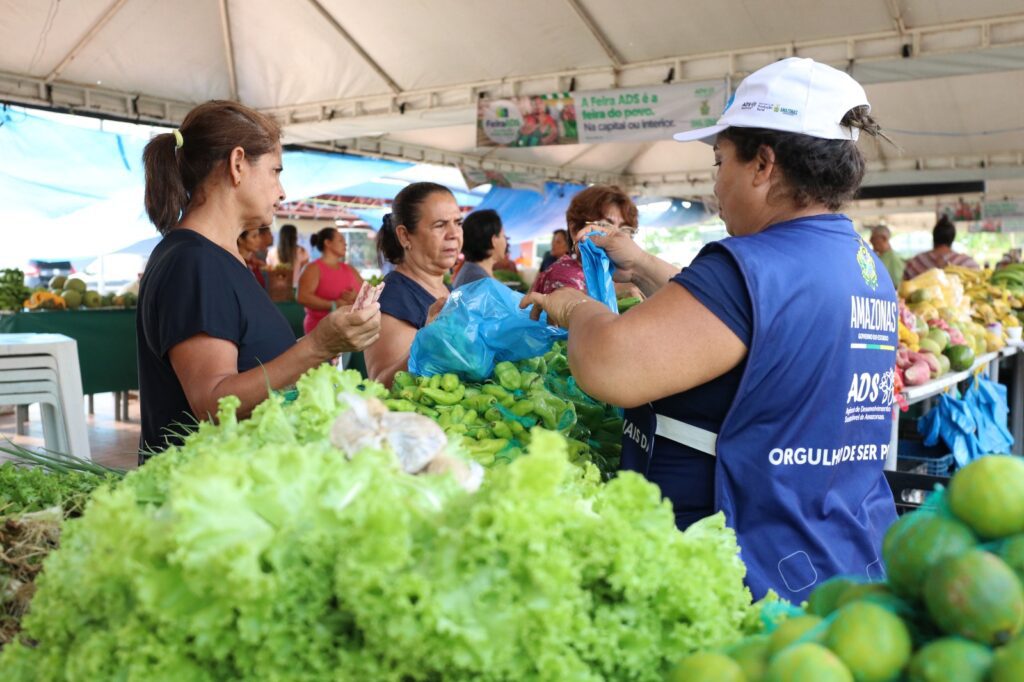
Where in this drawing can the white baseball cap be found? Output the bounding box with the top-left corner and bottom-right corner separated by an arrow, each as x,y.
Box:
673,57 -> 870,144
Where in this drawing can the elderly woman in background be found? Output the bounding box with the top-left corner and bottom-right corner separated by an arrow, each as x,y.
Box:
531,185 -> 641,297
364,182 -> 463,386
452,209 -> 507,289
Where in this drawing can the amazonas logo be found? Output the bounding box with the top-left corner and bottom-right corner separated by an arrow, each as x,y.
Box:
857,242 -> 879,290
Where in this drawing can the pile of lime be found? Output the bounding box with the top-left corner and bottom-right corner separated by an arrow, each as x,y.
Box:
667,454 -> 1024,681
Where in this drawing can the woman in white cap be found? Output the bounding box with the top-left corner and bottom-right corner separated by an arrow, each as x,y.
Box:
522,58 -> 898,603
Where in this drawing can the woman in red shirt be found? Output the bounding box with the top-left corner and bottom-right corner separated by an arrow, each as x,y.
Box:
237,228 -> 266,287
298,227 -> 363,334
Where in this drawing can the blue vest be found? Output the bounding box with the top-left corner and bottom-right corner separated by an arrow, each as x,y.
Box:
623,215 -> 898,602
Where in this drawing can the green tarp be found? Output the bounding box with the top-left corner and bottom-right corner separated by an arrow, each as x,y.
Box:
0,303 -> 353,395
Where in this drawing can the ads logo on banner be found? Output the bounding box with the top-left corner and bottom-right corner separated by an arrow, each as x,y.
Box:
479,99 -> 524,146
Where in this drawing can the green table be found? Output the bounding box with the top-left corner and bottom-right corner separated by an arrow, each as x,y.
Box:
0,303 -> 312,395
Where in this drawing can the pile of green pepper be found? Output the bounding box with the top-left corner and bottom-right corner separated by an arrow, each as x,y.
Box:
385,343 -> 622,477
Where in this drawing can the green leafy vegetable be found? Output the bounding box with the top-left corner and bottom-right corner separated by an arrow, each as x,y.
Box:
1,365 -> 754,680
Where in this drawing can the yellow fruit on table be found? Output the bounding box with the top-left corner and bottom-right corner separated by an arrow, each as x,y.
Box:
825,602 -> 913,682
948,456 -> 1024,539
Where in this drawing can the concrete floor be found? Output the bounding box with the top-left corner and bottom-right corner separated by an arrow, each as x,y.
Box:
0,394 -> 140,471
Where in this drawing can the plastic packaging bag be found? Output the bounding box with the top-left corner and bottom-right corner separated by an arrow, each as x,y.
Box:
918,391 -> 981,469
964,376 -> 1014,455
408,278 -> 567,381
578,235 -> 619,313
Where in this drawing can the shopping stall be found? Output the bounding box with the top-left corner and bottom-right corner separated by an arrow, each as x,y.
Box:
4,1 -> 1024,680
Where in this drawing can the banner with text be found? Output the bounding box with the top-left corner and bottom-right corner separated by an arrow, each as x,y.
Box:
476,80 -> 727,148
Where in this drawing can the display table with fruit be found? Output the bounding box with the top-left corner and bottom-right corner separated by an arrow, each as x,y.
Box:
0,302 -> 310,395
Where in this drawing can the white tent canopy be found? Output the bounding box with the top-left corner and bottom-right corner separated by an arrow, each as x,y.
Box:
2,0 -> 1023,197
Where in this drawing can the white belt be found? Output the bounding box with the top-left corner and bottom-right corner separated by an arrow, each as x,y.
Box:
655,414 -> 718,456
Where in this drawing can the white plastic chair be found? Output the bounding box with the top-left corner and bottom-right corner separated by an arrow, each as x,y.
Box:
0,334 -> 90,459
0,365 -> 60,434
0,380 -> 69,453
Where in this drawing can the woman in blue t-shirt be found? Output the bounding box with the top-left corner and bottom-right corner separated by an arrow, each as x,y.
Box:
137,101 -> 381,456
522,59 -> 899,603
365,182 -> 464,387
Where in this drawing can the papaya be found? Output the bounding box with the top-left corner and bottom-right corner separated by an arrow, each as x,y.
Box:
64,277 -> 87,293
825,602 -> 912,682
61,289 -> 82,309
907,637 -> 993,682
923,549 -> 1024,645
925,328 -> 950,351
944,344 -> 975,372
948,455 -> 1024,539
882,512 -> 976,600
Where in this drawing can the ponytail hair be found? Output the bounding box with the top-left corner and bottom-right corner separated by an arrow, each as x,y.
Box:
376,214 -> 403,266
311,227 -> 336,253
376,181 -> 454,266
143,100 -> 281,235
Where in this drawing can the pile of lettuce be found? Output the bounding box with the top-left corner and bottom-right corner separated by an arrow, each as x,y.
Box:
1,366 -> 753,680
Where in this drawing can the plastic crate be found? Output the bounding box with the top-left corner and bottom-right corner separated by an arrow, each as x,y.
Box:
898,451 -> 956,477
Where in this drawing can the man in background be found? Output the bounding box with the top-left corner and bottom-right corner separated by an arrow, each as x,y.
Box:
903,215 -> 979,280
868,225 -> 904,288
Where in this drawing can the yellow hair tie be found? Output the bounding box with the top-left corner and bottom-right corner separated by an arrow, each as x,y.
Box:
172,129 -> 184,149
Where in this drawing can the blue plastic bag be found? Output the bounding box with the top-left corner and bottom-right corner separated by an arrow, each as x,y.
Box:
918,391 -> 981,469
578,235 -> 619,313
964,376 -> 1013,455
408,278 -> 567,381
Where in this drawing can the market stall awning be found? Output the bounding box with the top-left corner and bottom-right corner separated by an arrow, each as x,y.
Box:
2,0 -> 1023,197
472,183 -> 586,243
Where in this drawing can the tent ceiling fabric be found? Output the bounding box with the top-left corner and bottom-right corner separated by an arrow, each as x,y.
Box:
1,0 -> 1023,196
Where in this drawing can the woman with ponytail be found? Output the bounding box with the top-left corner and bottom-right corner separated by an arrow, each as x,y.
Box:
365,182 -> 463,386
137,100 -> 381,459
297,227 -> 363,334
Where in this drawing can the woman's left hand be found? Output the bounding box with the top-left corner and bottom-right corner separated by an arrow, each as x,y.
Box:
520,287 -> 591,327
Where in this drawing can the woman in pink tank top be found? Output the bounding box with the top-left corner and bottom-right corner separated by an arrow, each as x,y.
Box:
297,227 -> 363,334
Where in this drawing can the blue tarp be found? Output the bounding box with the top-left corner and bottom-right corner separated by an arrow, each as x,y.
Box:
472,182 -> 586,243
0,109 -> 413,265
332,180 -> 483,207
